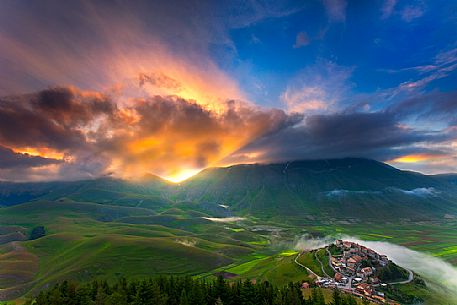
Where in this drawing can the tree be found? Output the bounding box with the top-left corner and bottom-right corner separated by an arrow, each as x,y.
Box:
105,291 -> 128,305
30,226 -> 46,240
345,295 -> 358,305
311,288 -> 325,305
179,289 -> 190,305
331,289 -> 342,305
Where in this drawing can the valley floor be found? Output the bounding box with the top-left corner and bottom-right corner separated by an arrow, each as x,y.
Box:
0,199 -> 456,304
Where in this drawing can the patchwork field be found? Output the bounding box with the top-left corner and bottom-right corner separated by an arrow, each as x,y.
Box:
0,197 -> 456,304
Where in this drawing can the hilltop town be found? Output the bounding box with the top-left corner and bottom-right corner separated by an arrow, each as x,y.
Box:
300,240 -> 413,304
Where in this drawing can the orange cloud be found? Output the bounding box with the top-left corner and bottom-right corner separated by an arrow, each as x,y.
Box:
0,87 -> 291,182
0,2 -> 275,181
388,153 -> 442,163
11,147 -> 65,161
104,98 -> 289,182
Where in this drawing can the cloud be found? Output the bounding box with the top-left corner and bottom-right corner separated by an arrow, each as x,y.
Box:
225,110 -> 449,166
401,5 -> 425,22
0,0 -> 456,180
294,235 -> 335,251
202,217 -> 245,223
2,87 -> 455,181
394,187 -> 440,197
324,189 -> 382,197
0,87 -> 114,151
324,187 -> 441,198
392,48 -> 457,93
379,1 -> 425,22
0,146 -> 62,170
381,0 -> 397,19
293,31 -> 310,48
281,62 -> 353,114
0,87 -> 293,181
104,96 -> 291,180
388,91 -> 457,122
322,0 -> 347,22
0,0 -> 249,109
387,151 -> 457,174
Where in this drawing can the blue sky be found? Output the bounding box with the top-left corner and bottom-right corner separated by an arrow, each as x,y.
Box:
0,0 -> 456,181
215,0 -> 457,109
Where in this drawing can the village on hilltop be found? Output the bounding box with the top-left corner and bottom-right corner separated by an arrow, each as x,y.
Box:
306,240 -> 410,305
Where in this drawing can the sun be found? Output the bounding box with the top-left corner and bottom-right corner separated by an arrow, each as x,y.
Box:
164,168 -> 202,183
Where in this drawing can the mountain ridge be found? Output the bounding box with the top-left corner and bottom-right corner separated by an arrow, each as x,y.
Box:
1,158 -> 457,220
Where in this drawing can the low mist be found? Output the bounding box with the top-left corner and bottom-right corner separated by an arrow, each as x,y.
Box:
201,217 -> 245,223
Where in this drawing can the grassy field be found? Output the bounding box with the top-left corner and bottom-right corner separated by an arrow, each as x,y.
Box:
0,200 -> 264,301
297,251 -> 324,277
315,248 -> 334,277
231,254 -> 313,285
1,198 -> 456,304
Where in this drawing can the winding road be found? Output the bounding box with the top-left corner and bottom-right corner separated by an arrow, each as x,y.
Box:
294,252 -> 321,280
388,268 -> 414,285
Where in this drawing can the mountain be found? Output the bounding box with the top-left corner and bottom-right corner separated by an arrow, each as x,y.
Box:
1,158 -> 457,302
434,173 -> 457,186
178,158 -> 457,220
1,158 -> 457,221
0,177 -> 171,208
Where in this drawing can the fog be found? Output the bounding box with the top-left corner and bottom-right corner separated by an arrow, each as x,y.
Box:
294,234 -> 457,302
395,187 -> 439,197
324,187 -> 439,198
201,217 -> 245,223
294,234 -> 335,251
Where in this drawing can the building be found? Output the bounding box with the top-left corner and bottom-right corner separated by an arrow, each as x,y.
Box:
361,267 -> 373,277
347,257 -> 357,268
370,277 -> 380,285
352,255 -> 363,263
343,241 -> 353,249
372,295 -> 385,302
356,283 -> 373,296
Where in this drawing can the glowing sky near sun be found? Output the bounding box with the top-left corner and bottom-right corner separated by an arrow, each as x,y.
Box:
0,0 -> 456,181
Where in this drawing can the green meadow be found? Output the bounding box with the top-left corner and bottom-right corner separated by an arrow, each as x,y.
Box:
0,197 -> 456,304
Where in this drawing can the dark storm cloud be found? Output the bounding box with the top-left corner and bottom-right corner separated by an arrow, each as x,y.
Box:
0,87 -> 114,151
388,91 -> 457,122
0,86 -> 295,180
2,84 -> 457,180
226,109 -> 453,164
0,146 -> 62,169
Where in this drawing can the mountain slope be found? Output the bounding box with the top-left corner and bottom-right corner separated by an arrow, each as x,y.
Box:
0,177 -> 171,209
178,158 -> 457,220
1,158 -> 457,221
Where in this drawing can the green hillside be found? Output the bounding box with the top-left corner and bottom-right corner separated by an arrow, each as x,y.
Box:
179,158 -> 457,220
1,158 -> 457,302
2,158 -> 457,221
0,199 -> 268,301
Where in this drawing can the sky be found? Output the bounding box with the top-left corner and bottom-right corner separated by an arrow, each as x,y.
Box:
0,0 -> 456,182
